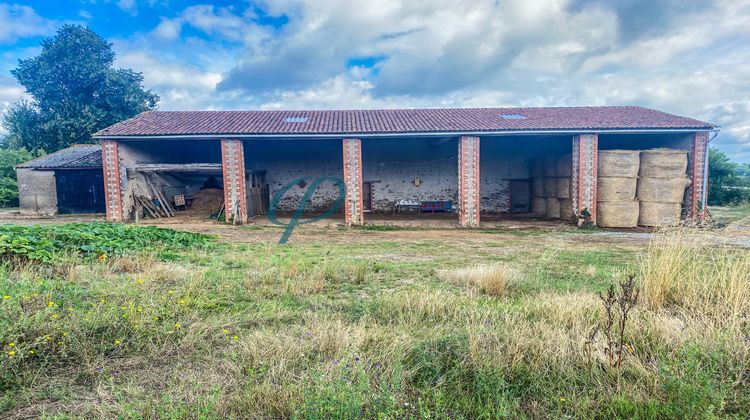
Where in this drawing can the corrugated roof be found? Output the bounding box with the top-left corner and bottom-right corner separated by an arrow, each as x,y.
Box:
16,144 -> 102,169
94,106 -> 716,138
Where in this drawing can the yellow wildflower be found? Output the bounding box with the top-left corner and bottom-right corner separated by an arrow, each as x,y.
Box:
178,299 -> 185,305
222,329 -> 229,334
28,350 -> 35,354
48,301 -> 55,307
7,350 -> 15,356
167,290 -> 174,295
232,335 -> 238,340
559,397 -> 567,402
8,342 -> 14,347
51,313 -> 59,319
114,340 -> 121,345
2,295 -> 10,300
98,254 -> 108,262
136,279 -> 144,285
174,323 -> 181,329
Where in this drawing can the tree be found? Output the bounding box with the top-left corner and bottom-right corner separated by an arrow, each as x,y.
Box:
707,148 -> 749,206
0,147 -> 34,207
1,25 -> 158,153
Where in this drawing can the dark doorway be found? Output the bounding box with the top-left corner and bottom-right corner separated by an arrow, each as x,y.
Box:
509,179 -> 530,213
363,182 -> 373,212
55,169 -> 106,214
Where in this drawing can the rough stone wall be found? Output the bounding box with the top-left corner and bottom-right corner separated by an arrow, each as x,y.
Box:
362,139 -> 458,213
17,168 -> 57,215
480,139 -> 532,213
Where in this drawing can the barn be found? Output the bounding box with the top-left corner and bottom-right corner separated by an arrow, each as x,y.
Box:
91,106 -> 717,227
16,144 -> 106,215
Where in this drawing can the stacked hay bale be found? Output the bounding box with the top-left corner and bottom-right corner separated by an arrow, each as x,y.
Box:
557,154 -> 574,220
530,158 -> 546,215
637,149 -> 690,227
543,156 -> 560,218
597,150 -> 640,227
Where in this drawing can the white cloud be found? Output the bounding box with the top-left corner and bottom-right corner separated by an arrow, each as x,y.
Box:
0,4 -> 58,44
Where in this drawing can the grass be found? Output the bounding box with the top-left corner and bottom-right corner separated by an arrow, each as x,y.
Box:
710,202 -> 750,223
0,222 -> 749,418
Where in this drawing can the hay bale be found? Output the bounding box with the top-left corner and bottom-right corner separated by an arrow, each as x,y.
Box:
598,150 -> 640,177
543,156 -> 557,177
638,201 -> 682,227
557,177 -> 571,198
544,177 -> 558,197
546,197 -> 561,219
532,177 -> 545,197
185,188 -> 224,216
560,198 -> 574,220
531,197 -> 546,215
531,159 -> 544,177
597,201 -> 639,228
557,154 -> 572,177
637,177 -> 691,202
639,149 -> 688,178
598,177 -> 637,201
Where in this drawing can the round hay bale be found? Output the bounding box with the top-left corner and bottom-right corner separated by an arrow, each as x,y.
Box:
531,159 -> 544,177
638,201 -> 682,227
532,177 -> 545,197
531,197 -> 546,215
546,197 -> 561,219
637,177 -> 691,202
598,150 -> 640,177
543,156 -> 557,177
557,178 -> 571,198
597,201 -> 639,228
557,154 -> 572,177
598,177 -> 637,201
639,149 -> 688,178
560,198 -> 574,220
544,177 -> 558,197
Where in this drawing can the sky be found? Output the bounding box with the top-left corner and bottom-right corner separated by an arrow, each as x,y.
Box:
0,0 -> 749,162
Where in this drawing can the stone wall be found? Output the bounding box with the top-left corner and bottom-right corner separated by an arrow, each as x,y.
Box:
17,168 -> 57,215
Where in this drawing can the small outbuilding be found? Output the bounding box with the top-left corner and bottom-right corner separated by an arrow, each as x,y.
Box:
16,144 -> 105,215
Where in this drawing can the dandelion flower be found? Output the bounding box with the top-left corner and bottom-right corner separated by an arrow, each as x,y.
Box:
114,340 -> 121,345
175,323 -> 181,329
98,254 -> 108,262
222,329 -> 229,334
559,397 -> 567,402
232,335 -> 238,340
7,350 -> 15,356
167,290 -> 174,295
2,295 -> 10,300
51,313 -> 59,319
178,299 -> 185,305
48,301 -> 55,307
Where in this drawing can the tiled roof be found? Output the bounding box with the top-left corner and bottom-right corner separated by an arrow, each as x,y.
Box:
17,144 -> 102,169
94,106 -> 716,138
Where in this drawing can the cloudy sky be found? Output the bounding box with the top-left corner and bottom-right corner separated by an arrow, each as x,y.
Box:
1,0 -> 749,161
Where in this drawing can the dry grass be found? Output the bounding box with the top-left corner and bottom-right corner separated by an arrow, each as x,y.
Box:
440,263 -> 519,296
640,228 -> 750,324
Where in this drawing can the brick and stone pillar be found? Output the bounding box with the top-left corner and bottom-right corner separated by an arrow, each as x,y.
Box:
342,138 -> 364,225
687,131 -> 709,220
101,140 -> 124,222
571,134 -> 598,225
221,139 -> 248,224
458,136 -> 480,227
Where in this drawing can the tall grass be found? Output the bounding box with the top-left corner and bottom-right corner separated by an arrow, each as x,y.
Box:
640,228 -> 750,323
440,263 -> 519,296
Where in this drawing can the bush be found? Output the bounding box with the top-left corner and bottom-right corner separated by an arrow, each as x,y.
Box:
708,148 -> 750,206
0,147 -> 34,208
0,223 -> 214,264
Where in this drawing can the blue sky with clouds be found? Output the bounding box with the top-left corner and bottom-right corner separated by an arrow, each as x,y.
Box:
1,0 -> 749,161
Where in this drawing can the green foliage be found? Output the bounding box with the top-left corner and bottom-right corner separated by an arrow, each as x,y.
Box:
1,25 -> 158,153
0,148 -> 34,207
0,223 -> 213,264
708,148 -> 750,206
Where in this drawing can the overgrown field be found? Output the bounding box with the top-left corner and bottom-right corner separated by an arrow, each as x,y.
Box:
1,222 -> 749,418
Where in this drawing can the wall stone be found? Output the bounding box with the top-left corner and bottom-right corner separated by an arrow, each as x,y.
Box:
17,168 -> 57,215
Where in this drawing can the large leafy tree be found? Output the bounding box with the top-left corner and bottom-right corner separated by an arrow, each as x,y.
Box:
707,148 -> 749,206
1,25 -> 158,153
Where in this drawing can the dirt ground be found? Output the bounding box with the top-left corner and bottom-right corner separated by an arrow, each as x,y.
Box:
1,208 -> 747,248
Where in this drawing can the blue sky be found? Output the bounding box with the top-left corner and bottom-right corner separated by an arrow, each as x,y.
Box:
1,0 -> 749,162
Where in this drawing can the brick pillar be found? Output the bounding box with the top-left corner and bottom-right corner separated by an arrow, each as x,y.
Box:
342,138 -> 364,225
458,136 -> 480,227
221,139 -> 247,224
571,134 -> 598,225
101,140 -> 124,222
687,131 -> 709,220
